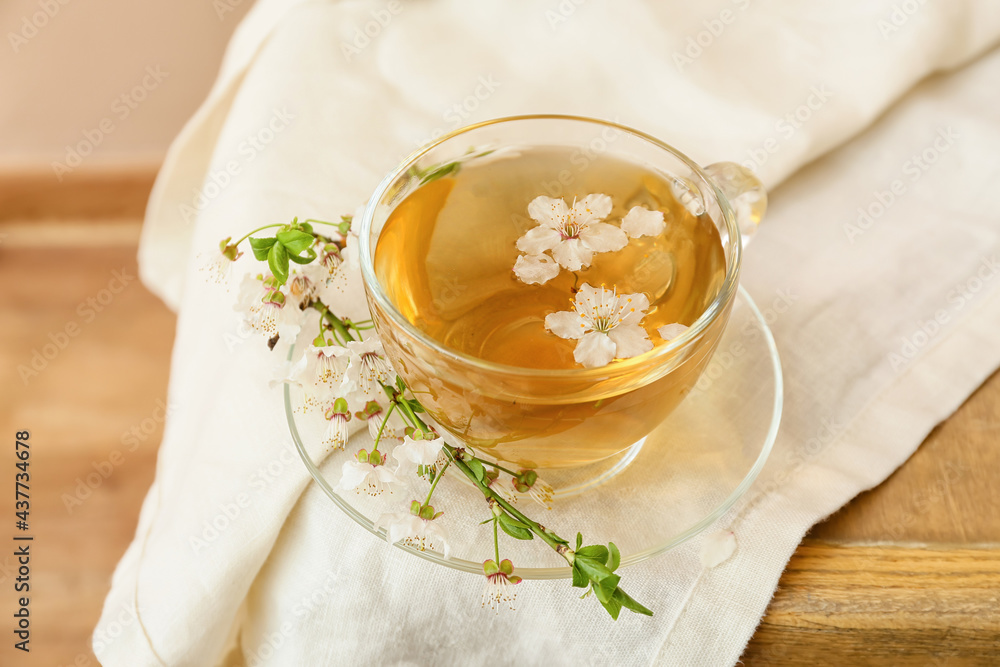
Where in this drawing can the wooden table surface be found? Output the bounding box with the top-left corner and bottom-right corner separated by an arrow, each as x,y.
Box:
1,209 -> 998,665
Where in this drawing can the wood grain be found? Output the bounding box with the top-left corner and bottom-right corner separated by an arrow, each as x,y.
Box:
810,367 -> 1000,545
741,544 -> 1000,666
0,229 -> 173,666
0,215 -> 998,666
0,166 -> 157,222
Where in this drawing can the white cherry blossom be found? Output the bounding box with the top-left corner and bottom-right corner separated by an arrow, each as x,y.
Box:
514,194 -> 628,281
290,345 -> 351,412
286,265 -> 324,310
620,206 -> 666,238
391,434 -> 444,473
544,283 -> 653,368
335,455 -> 404,496
322,398 -> 352,451
343,338 -> 396,401
356,400 -> 406,442
482,558 -> 522,611
319,229 -> 371,323
375,502 -> 451,557
234,273 -> 302,344
512,470 -> 555,510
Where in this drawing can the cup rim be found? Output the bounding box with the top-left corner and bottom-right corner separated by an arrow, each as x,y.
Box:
358,114 -> 742,380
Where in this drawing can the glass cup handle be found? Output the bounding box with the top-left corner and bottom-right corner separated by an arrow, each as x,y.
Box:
704,162 -> 768,247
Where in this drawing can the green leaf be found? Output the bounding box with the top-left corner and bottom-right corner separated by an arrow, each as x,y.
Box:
613,588 -> 654,617
599,594 -> 623,620
419,161 -> 461,185
608,542 -> 621,572
575,558 -> 620,591
499,513 -> 530,531
287,247 -> 317,265
571,564 -> 588,589
299,222 -> 314,234
249,236 -> 277,260
498,513 -> 533,540
467,458 -> 485,482
277,229 -> 315,255
576,545 -> 609,563
268,242 -> 289,284
576,533 -> 583,551
591,584 -> 615,604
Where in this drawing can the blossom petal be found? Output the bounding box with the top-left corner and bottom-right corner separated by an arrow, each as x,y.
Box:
658,323 -> 689,341
375,510 -> 413,543
571,193 -> 613,224
373,465 -> 404,488
700,530 -> 736,568
335,461 -> 371,492
391,435 -> 444,470
513,254 -> 560,285
619,292 -> 651,325
551,239 -> 593,271
426,521 -> 452,558
578,222 -> 628,253
574,283 -> 605,313
516,226 -> 561,255
544,310 -> 588,340
527,196 -> 569,228
621,206 -> 666,238
573,332 -> 616,368
608,324 -> 653,359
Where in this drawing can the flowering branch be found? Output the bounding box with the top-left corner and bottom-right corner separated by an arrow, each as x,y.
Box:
214,213 -> 653,620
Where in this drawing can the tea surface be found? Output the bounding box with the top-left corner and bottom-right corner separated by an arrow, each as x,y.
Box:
375,147 -> 726,370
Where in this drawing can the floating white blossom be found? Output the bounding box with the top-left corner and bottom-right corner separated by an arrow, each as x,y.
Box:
513,194 -> 628,283
544,283 -> 653,368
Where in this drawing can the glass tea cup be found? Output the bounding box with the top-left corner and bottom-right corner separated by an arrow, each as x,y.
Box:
358,115 -> 765,470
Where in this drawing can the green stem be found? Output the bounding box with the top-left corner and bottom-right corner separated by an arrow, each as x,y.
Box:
234,223 -> 285,247
302,218 -> 351,234
486,461 -> 521,477
424,460 -> 450,506
493,517 -> 500,563
310,300 -> 355,343
389,383 -> 571,559
370,402 -> 397,453
444,444 -> 568,555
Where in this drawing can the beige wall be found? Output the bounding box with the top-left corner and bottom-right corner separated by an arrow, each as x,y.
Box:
1,0 -> 252,172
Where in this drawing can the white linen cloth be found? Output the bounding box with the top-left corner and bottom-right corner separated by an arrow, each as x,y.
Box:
96,1 -> 1000,664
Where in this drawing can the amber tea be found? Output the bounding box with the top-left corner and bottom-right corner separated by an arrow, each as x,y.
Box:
371,147 -> 729,468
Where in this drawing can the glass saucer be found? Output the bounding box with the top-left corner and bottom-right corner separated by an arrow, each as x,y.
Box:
285,285 -> 782,578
